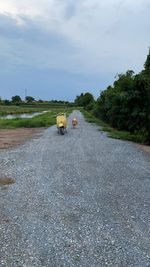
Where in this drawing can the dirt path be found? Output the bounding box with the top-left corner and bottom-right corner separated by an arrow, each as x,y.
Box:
0,128 -> 44,149
0,111 -> 150,267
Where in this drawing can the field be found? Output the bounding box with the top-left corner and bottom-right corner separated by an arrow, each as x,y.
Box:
0,102 -> 73,114
0,104 -> 73,148
0,104 -> 72,129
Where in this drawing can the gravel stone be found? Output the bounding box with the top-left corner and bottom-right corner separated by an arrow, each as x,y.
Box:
0,110 -> 150,267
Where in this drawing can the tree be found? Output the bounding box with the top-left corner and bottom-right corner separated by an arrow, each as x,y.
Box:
25,96 -> 35,103
74,93 -> 84,106
144,49 -> 150,73
83,93 -> 94,108
75,92 -> 94,109
4,99 -> 10,105
38,99 -> 43,103
11,95 -> 22,104
93,50 -> 150,143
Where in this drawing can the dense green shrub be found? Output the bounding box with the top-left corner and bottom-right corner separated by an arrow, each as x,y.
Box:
74,92 -> 95,110
93,51 -> 150,143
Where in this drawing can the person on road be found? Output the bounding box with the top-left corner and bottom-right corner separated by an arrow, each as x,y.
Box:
72,118 -> 78,128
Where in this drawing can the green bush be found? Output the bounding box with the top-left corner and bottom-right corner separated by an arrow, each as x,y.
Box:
93,52 -> 150,144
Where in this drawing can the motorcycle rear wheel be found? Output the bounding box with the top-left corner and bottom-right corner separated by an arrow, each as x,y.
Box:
60,127 -> 64,135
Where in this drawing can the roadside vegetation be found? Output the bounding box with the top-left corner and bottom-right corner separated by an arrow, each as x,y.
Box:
0,104 -> 72,129
0,105 -> 49,116
0,95 -> 74,128
81,109 -> 146,143
76,51 -> 150,145
0,99 -> 74,116
0,110 -> 73,129
0,112 -> 54,129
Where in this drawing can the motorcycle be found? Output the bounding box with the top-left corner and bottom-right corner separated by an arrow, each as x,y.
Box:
56,113 -> 67,135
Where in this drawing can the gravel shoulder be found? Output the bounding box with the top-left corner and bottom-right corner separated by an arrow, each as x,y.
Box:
0,128 -> 44,149
0,111 -> 150,267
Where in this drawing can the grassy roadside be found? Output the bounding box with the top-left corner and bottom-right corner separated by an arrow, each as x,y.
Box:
81,109 -> 147,144
0,109 -> 72,129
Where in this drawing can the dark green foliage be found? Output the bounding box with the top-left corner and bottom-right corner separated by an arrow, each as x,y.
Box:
4,99 -> 11,105
144,49 -> 150,72
25,96 -> 35,103
93,51 -> 150,144
11,95 -> 22,104
81,109 -> 147,144
75,92 -> 94,110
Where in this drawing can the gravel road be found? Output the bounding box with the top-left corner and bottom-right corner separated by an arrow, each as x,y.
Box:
0,110 -> 150,267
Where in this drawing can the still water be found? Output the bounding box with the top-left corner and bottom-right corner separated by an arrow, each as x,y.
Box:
0,112 -> 44,119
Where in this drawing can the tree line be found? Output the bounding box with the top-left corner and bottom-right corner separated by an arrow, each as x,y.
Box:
0,96 -> 71,105
75,51 -> 150,143
0,95 -> 35,105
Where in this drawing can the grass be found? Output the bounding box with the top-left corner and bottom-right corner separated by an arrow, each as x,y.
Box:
81,109 -> 147,144
0,108 -> 72,129
0,105 -> 47,115
0,104 -> 73,116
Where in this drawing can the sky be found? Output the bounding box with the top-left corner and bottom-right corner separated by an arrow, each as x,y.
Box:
0,0 -> 150,101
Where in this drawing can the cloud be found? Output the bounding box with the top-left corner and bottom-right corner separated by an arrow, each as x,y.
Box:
0,13 -> 79,74
1,0 -> 150,72
0,0 -> 150,99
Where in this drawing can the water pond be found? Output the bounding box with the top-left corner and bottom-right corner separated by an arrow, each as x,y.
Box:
0,112 -> 45,119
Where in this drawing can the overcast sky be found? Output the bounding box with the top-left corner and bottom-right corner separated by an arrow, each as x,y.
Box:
0,0 -> 150,100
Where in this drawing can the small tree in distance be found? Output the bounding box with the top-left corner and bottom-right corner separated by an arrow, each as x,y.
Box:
75,92 -> 94,110
11,95 -> 22,105
25,96 -> 35,103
